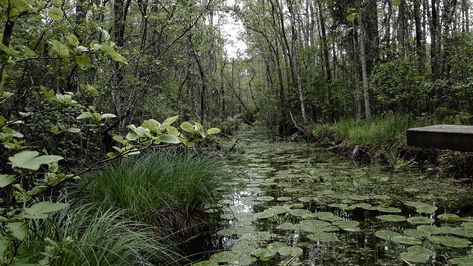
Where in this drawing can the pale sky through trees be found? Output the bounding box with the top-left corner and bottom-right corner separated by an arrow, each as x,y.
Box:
219,0 -> 247,58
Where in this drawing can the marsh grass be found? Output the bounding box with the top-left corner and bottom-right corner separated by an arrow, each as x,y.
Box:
312,115 -> 464,149
18,205 -> 180,266
79,152 -> 223,222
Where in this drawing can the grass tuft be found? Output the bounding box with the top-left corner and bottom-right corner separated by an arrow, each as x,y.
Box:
79,153 -> 223,222
18,205 -> 180,266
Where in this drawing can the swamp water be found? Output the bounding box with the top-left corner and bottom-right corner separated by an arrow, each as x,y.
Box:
196,135 -> 473,265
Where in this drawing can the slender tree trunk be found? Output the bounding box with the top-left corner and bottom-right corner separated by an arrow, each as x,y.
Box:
359,10 -> 372,120
414,0 -> 425,73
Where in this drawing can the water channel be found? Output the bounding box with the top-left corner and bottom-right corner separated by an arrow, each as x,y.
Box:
196,129 -> 473,265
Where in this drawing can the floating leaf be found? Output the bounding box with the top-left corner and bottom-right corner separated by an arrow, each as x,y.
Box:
404,201 -> 437,214
250,248 -> 277,261
333,220 -> 360,232
391,236 -> 422,245
417,225 -> 443,235
404,229 -> 431,239
407,216 -> 434,225
256,196 -> 274,202
449,255 -> 473,265
428,235 -> 471,248
377,206 -> 402,213
289,209 -> 312,217
277,197 -> 292,201
376,215 -> 406,222
278,246 -> 303,257
400,246 -> 434,263
307,232 -> 339,242
438,213 -> 461,223
375,230 -> 401,241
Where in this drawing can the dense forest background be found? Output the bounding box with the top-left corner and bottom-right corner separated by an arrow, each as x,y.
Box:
3,0 -> 472,145
1,0 -> 473,264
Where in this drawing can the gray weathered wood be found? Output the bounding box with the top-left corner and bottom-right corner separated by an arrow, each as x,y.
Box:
406,125 -> 473,151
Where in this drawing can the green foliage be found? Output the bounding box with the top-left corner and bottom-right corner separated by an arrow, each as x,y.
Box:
79,153 -> 223,221
17,205 -> 179,265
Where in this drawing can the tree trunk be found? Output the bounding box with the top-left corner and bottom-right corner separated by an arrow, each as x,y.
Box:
359,10 -> 372,120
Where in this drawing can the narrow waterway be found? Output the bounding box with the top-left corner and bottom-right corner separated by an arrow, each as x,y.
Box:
197,129 -> 473,265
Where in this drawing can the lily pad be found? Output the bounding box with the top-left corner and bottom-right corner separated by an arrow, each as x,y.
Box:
400,246 -> 434,263
391,236 -> 422,245
250,248 -> 277,261
438,213 -> 461,223
277,196 -> 292,201
256,196 -> 275,202
375,230 -> 401,241
376,215 -> 406,222
278,246 -> 303,257
428,235 -> 471,248
312,212 -> 334,221
407,216 -> 434,225
449,255 -> 473,265
333,220 -> 360,232
290,209 -> 312,217
306,232 -> 339,242
404,201 -> 438,214
417,225 -> 443,235
404,229 -> 431,239
376,206 -> 402,213
298,196 -> 314,203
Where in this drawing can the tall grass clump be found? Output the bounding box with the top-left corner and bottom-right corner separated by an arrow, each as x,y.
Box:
313,114 -> 468,149
17,205 -> 180,266
79,153 -> 223,221
313,115 -> 411,148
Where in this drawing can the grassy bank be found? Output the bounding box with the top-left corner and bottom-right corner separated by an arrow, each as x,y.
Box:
15,153 -> 224,265
312,115 -> 466,150
311,115 -> 473,170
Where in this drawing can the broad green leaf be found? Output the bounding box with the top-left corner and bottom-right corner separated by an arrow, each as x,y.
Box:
25,201 -> 68,219
9,151 -> 63,170
391,236 -> 422,245
162,115 -> 179,125
346,12 -> 357,22
180,122 -> 194,132
0,235 -> 9,257
158,134 -> 180,144
400,246 -> 434,263
428,235 -> 471,248
75,54 -> 91,68
40,86 -> 55,99
376,214 -> 406,222
407,216 -> 435,225
52,0 -> 63,6
6,222 -> 27,240
66,127 -> 81,133
0,174 -> 15,188
393,0 -> 401,7
66,34 -> 79,47
207,128 -> 221,135
48,7 -> 63,21
76,112 -> 93,120
375,230 -> 401,241
438,213 -> 461,223
84,85 -> 98,96
0,43 -> 18,56
110,51 -> 126,63
51,40 -> 70,58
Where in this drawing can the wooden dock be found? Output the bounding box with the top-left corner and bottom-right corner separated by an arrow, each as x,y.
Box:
406,125 -> 473,151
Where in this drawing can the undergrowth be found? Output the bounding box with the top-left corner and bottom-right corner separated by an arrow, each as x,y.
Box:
79,153 -> 223,222
18,205 -> 180,266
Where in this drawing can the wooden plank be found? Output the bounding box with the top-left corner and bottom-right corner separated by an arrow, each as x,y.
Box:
406,125 -> 473,151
